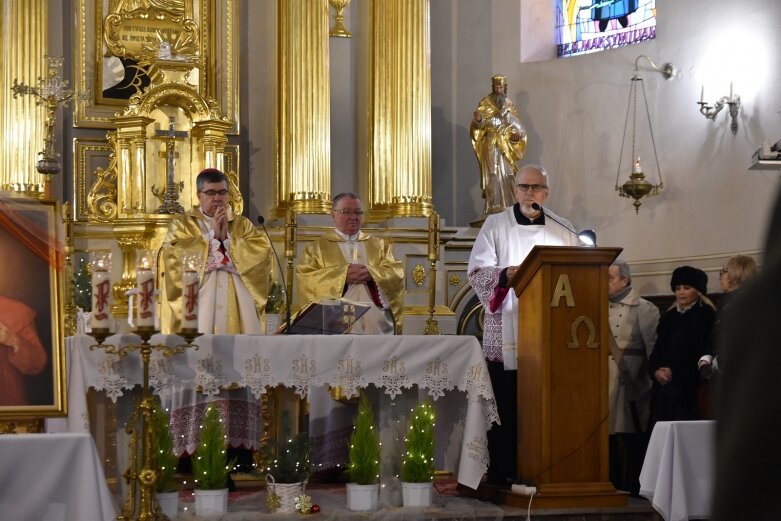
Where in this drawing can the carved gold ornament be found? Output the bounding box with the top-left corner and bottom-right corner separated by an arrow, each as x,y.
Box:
87,132 -> 120,221
328,0 -> 352,38
412,263 -> 427,287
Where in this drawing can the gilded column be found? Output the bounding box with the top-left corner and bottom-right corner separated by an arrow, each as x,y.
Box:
192,120 -> 232,170
114,117 -> 153,216
369,0 -> 433,217
117,137 -> 132,215
0,0 -> 47,195
131,135 -> 147,213
277,0 -> 332,214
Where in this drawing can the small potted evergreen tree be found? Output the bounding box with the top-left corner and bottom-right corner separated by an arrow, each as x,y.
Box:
266,432 -> 311,513
401,400 -> 436,507
192,405 -> 234,516
152,403 -> 180,520
346,394 -> 380,511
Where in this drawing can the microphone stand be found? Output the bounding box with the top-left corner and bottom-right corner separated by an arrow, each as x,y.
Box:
530,203 -> 597,246
258,216 -> 292,334
531,203 -> 577,236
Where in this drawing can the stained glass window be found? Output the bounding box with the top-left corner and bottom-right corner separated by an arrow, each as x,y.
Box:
557,0 -> 656,58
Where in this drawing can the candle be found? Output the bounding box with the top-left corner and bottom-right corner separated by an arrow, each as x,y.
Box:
700,84 -> 704,103
181,269 -> 199,330
136,253 -> 155,328
91,263 -> 112,330
729,81 -> 733,101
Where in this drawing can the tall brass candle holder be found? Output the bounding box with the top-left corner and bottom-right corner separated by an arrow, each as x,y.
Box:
424,212 -> 441,335
88,327 -> 201,521
87,248 -> 203,521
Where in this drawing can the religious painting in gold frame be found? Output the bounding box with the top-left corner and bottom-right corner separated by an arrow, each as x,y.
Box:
73,0 -> 240,134
0,197 -> 66,418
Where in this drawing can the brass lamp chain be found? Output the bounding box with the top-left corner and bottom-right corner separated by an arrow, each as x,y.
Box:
638,74 -> 663,187
615,74 -> 636,189
615,71 -> 664,188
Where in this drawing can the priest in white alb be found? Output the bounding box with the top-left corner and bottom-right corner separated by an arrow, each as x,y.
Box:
467,163 -> 578,488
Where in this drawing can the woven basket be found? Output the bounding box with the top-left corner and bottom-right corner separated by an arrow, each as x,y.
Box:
267,474 -> 305,513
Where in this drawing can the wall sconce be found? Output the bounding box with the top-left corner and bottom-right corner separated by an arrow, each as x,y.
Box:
615,55 -> 673,213
697,82 -> 740,135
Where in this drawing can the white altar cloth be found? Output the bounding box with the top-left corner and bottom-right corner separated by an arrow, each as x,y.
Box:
639,420 -> 715,521
0,433 -> 117,521
50,334 -> 498,489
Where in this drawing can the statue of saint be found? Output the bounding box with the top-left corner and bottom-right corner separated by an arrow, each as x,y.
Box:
470,75 -> 528,215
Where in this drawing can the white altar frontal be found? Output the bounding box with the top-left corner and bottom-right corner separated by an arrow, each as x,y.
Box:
50,334 -> 498,490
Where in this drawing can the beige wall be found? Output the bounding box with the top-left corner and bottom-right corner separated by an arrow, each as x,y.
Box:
428,0 -> 779,293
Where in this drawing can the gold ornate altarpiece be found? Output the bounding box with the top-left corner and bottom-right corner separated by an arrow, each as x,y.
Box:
66,1 -> 242,333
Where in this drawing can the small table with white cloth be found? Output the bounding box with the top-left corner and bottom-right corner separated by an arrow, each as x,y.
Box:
639,420 -> 715,521
0,433 -> 117,521
49,334 -> 499,490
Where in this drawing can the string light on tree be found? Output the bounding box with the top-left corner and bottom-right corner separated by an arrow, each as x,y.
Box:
401,401 -> 436,483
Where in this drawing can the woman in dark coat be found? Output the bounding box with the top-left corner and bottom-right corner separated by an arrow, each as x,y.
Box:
648,266 -> 716,426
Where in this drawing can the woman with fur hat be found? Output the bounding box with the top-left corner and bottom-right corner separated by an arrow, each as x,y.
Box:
648,266 -> 716,427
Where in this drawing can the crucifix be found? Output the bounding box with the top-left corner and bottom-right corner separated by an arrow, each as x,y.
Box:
152,116 -> 189,213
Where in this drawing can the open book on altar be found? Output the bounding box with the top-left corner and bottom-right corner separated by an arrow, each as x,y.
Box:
282,298 -> 371,335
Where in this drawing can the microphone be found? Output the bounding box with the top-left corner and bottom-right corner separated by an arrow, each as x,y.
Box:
530,203 -> 596,246
258,216 -> 292,334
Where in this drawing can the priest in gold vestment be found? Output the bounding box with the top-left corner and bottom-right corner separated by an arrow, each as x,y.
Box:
295,192 -> 405,473
162,168 -> 271,334
295,192 -> 404,334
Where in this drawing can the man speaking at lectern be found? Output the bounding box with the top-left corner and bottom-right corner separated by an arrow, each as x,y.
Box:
468,163 -> 578,488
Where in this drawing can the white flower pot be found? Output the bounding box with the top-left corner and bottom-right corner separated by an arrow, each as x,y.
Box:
401,481 -> 432,507
194,488 -> 228,516
266,313 -> 282,335
346,483 -> 379,511
155,491 -> 179,519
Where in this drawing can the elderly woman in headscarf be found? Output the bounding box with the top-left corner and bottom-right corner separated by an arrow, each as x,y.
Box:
648,266 -> 716,426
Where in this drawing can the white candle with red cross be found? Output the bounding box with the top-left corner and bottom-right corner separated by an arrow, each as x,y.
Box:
136,251 -> 156,328
180,257 -> 200,330
91,253 -> 112,330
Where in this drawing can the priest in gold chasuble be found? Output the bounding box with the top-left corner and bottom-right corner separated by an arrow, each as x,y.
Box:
295,192 -> 405,473
162,168 -> 271,334
295,192 -> 404,334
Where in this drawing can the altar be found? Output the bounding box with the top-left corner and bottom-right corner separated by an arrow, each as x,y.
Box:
49,334 -> 498,490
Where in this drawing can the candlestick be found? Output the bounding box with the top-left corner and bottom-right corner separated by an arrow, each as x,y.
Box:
90,253 -> 112,331
136,250 -> 156,329
181,270 -> 199,330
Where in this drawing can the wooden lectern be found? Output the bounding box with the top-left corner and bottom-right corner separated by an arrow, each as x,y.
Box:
503,246 -> 625,509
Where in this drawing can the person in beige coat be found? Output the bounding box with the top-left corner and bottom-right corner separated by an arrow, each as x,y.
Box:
607,260 -> 660,496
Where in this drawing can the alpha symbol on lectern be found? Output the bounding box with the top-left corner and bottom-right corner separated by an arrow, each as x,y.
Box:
550,273 -> 575,307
